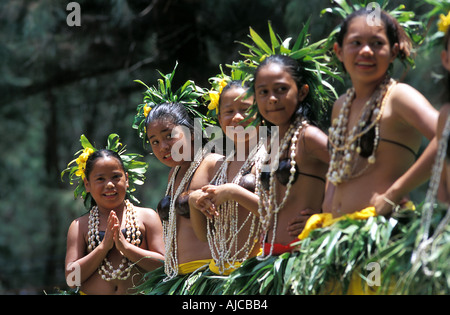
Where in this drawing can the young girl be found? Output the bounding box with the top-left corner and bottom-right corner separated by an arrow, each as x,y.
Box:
253,54 -> 330,256
189,79 -> 265,276
323,8 -> 439,217
65,147 -> 165,295
145,102 -> 222,281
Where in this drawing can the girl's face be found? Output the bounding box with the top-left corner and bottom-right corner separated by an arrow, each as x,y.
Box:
218,87 -> 256,144
147,118 -> 192,167
84,157 -> 128,210
255,62 -> 308,128
334,16 -> 398,84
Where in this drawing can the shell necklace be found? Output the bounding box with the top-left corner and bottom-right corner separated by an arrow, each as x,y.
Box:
327,76 -> 396,185
87,199 -> 140,281
206,140 -> 265,274
256,116 -> 306,259
163,147 -> 206,281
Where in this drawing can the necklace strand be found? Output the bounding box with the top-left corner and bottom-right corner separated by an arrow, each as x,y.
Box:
87,200 -> 140,281
327,76 -> 396,185
163,148 -> 206,281
206,141 -> 265,274
257,116 -> 305,259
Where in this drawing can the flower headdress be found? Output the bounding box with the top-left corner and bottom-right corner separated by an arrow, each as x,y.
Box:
132,62 -> 210,146
61,133 -> 148,208
231,20 -> 342,129
322,0 -> 425,68
203,63 -> 248,121
438,11 -> 450,34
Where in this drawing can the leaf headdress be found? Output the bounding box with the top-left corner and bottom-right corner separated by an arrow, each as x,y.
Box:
61,133 -> 148,209
132,62 -> 210,146
231,20 -> 342,129
322,0 -> 426,69
203,63 -> 249,122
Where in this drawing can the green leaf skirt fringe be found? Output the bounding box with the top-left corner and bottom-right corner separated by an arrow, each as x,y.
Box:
134,206 -> 448,295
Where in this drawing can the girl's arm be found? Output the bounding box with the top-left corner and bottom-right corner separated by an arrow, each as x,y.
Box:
113,208 -> 164,271
375,84 -> 439,215
201,183 -> 260,216
188,189 -> 211,242
65,213 -> 116,288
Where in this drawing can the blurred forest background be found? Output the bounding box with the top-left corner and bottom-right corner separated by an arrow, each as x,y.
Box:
0,0 -> 447,294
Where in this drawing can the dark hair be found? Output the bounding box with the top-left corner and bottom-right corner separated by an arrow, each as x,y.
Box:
145,102 -> 206,150
85,149 -> 125,182
84,149 -> 126,208
336,8 -> 412,61
145,102 -> 195,133
254,54 -> 319,126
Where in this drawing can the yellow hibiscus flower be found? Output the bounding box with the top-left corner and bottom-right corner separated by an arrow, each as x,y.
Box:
208,91 -> 220,114
143,103 -> 152,118
75,147 -> 94,180
438,11 -> 450,33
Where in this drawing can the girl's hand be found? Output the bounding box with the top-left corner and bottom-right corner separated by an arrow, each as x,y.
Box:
192,189 -> 218,219
113,216 -> 129,254
201,184 -> 234,207
103,211 -> 119,251
287,208 -> 318,237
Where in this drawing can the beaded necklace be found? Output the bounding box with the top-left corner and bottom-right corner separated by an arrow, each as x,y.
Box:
256,116 -> 306,259
163,147 -> 206,281
412,113 -> 450,274
327,76 -> 396,185
87,199 -> 140,281
206,141 -> 266,274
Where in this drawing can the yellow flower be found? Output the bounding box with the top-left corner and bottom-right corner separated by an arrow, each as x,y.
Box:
218,78 -> 228,93
143,103 -> 152,118
207,91 -> 220,114
438,11 -> 450,33
75,147 -> 94,180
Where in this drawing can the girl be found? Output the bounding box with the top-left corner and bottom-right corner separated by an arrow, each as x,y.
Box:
65,148 -> 165,295
324,8 -> 439,217
189,80 -> 265,276
145,102 -> 222,281
253,54 -> 330,256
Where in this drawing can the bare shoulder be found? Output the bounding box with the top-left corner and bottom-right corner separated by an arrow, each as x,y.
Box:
298,124 -> 329,164
390,83 -> 433,109
330,93 -> 347,120
134,206 -> 159,221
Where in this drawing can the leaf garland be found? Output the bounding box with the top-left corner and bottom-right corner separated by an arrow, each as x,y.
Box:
132,62 -> 212,147
231,20 -> 342,130
61,133 -> 148,209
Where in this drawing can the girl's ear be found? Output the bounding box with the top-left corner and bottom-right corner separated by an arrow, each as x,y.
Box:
125,172 -> 129,188
333,42 -> 344,62
83,177 -> 90,192
391,43 -> 399,62
298,84 -> 310,102
442,50 -> 450,72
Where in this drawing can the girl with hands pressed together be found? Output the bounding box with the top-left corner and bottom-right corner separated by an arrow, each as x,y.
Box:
64,140 -> 165,295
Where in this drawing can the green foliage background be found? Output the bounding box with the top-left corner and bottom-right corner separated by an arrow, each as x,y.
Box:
0,0 -> 446,294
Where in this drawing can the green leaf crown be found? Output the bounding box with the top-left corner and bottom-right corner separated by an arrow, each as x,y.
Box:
132,62 -> 210,146
231,20 -> 342,129
61,133 -> 148,209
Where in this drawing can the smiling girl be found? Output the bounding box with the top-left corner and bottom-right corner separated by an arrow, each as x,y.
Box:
323,8 -> 439,217
189,80 -> 265,278
65,147 -> 165,295
144,102 -> 223,287
254,55 -> 330,256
